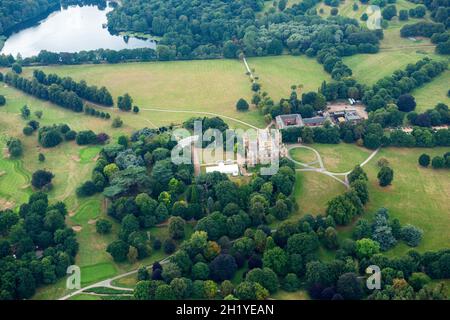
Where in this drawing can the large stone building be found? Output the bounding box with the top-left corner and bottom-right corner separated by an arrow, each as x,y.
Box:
244,129 -> 286,167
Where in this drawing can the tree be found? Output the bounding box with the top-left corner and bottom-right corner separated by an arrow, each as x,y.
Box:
107,240 -> 130,262
209,254 -> 237,282
382,5 -> 397,20
282,273 -> 300,292
399,9 -> 408,21
112,117 -> 123,128
431,156 -> 445,169
0,95 -> 6,106
31,170 -> 54,189
21,105 -> 30,119
192,262 -> 210,280
118,93 -> 133,111
336,273 -> 364,300
397,94 -> 416,112
155,284 -> 176,300
355,238 -> 380,259
96,219 -> 112,234
12,63 -> 22,74
168,216 -> 185,240
323,227 -> 339,250
377,166 -> 394,187
245,267 -> 279,293
400,224 -> 423,247
418,154 -> 430,167
262,246 -> 289,276
23,126 -> 34,136
236,98 -> 249,111
35,110 -> 43,119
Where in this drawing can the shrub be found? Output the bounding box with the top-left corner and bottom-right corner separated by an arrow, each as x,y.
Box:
96,219 -> 113,234
163,239 -> 176,254
431,156 -> 445,169
0,95 -> 6,106
377,166 -> 394,187
236,98 -> 249,111
31,170 -> 54,189
418,154 -> 430,167
400,224 -> 423,247
23,126 -> 34,136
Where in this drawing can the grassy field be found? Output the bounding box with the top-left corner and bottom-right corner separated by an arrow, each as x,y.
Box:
288,147 -> 318,165
412,71 -> 450,112
247,55 -> 331,101
362,147 -> 450,255
292,171 -> 346,218
23,59 -> 266,129
337,0 -> 449,86
271,289 -> 310,300
311,143 -> 372,173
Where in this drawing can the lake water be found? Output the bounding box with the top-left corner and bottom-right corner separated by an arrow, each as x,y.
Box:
1,4 -> 156,58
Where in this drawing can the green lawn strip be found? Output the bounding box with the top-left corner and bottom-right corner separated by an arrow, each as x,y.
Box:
270,289 -> 310,300
288,147 -> 318,165
412,71 -> 450,113
84,286 -> 133,295
310,143 -> 372,173
247,55 -> 331,102
291,171 -> 347,219
21,59 -> 266,129
359,147 -> 450,254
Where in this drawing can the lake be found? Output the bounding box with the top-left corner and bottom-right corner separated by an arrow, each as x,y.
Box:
1,4 -> 156,58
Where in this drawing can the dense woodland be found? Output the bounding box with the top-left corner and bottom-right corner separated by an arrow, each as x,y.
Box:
0,0 -> 59,36
0,193 -> 78,299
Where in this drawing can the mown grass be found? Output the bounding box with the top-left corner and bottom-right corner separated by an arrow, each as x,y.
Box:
22,59 -> 266,129
246,55 -> 331,101
362,147 -> 450,254
412,71 -> 450,113
311,143 -> 372,173
289,147 -> 318,165
271,289 -> 310,300
292,171 -> 346,218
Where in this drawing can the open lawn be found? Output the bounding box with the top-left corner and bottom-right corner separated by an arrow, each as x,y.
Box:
246,55 -> 331,101
271,289 -> 310,300
362,147 -> 450,255
412,71 -> 450,112
311,143 -> 372,173
289,147 -> 318,165
23,59 -> 266,129
292,171 -> 346,218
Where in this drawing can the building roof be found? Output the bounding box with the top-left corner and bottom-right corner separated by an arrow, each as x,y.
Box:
206,162 -> 239,176
303,116 -> 328,126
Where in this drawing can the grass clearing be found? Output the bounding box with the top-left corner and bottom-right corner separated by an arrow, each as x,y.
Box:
292,171 -> 346,218
247,55 -> 331,101
412,71 -> 450,112
362,147 -> 450,254
22,59 -> 266,129
289,147 -> 318,165
311,143 -> 372,173
271,289 -> 310,300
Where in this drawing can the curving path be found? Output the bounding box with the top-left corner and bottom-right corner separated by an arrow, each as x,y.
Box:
139,107 -> 260,130
286,144 -> 380,188
59,255 -> 173,300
